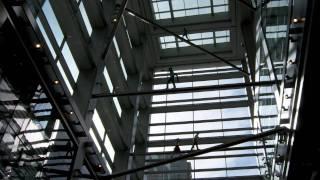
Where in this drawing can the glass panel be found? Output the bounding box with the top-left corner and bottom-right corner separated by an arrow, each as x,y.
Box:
42,0 -> 64,45
36,18 -> 56,58
120,58 -> 128,80
62,42 -> 79,82
160,30 -> 230,49
57,60 -> 73,94
79,2 -> 93,36
93,109 -> 105,139
152,0 -> 228,20
102,153 -> 113,173
113,97 -> 122,117
113,37 -> 121,57
103,67 -> 114,92
89,128 -> 101,152
104,133 -> 115,162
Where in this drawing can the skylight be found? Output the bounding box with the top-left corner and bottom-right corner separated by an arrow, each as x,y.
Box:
159,30 -> 230,49
266,25 -> 287,39
151,0 -> 229,20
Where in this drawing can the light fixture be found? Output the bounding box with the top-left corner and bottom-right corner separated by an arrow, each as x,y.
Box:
112,18 -> 117,22
35,43 -> 41,48
69,111 -> 73,115
53,80 -> 59,84
128,11 -> 135,16
293,17 -> 305,24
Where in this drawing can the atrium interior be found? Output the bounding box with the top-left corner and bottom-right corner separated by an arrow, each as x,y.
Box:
0,0 -> 319,179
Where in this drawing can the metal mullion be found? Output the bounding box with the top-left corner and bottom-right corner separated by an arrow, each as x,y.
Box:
154,67 -> 241,78
210,0 -> 214,15
150,116 -> 259,126
92,81 -> 279,98
2,3 -> 97,176
106,127 -> 288,178
126,8 -> 249,75
133,145 -> 275,156
146,153 -> 268,161
152,94 -> 248,105
57,38 -> 77,86
148,127 -> 271,136
144,165 -> 264,174
168,0 -> 174,20
36,10 -> 61,62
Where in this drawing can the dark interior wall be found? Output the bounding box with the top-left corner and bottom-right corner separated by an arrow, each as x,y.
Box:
287,0 -> 320,179
0,19 -> 40,104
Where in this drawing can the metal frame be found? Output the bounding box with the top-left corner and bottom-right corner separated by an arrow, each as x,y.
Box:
92,80 -> 278,98
0,2 -> 98,179
101,0 -> 129,59
125,8 -> 250,76
104,127 -> 289,179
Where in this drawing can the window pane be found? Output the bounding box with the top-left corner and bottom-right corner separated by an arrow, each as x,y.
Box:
113,37 -> 121,57
42,0 -> 64,45
79,2 -> 93,35
57,61 -> 73,94
36,18 -> 56,58
103,67 -> 114,92
93,109 -> 105,139
113,97 -> 122,117
120,58 -> 128,80
104,133 -> 115,162
62,42 -> 79,82
89,128 -> 101,152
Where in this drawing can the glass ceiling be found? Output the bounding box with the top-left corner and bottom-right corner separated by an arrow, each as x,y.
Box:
151,0 -> 229,20
160,30 -> 230,49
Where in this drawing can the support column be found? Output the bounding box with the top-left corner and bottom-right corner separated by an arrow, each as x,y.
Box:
70,138 -> 90,179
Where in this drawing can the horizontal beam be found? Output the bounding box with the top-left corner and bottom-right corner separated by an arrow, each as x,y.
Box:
148,127 -> 263,136
145,165 -> 264,174
238,0 -> 256,11
92,80 -> 278,98
125,8 -> 250,76
131,144 -> 275,156
104,127 -> 289,179
149,115 -> 277,126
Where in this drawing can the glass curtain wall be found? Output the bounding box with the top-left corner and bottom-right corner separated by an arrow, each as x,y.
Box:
261,0 -> 289,81
144,64 -> 273,179
0,81 -> 75,179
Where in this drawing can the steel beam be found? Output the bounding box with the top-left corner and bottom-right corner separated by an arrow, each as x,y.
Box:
92,80 -> 278,98
238,0 -> 256,11
104,127 -> 289,179
125,8 -> 250,76
1,2 -> 98,179
101,0 -> 129,58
